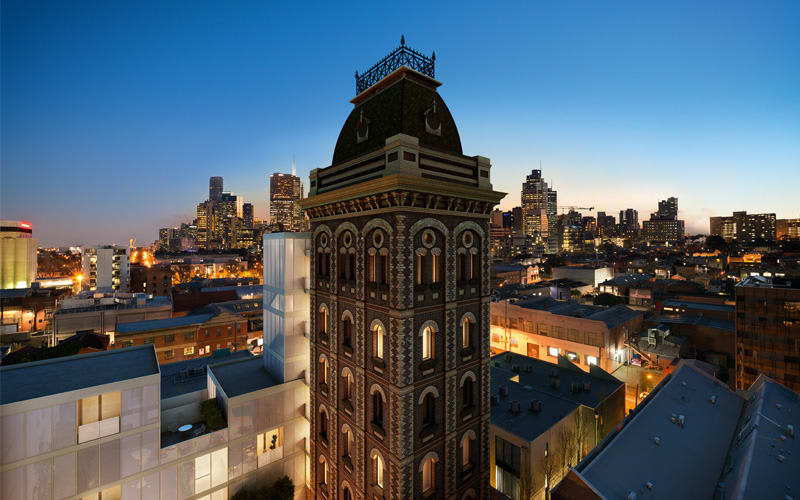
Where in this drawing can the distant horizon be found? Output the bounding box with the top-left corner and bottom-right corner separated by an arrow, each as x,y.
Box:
3,1 -> 798,246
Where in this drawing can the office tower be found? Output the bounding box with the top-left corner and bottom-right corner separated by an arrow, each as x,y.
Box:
301,40 -> 504,500
270,173 -> 304,232
710,211 -> 777,243
655,196 -> 678,220
196,201 -> 215,249
0,220 -> 37,289
82,245 -> 130,292
243,203 -> 254,228
619,208 -> 638,230
777,218 -> 800,240
209,176 -> 223,201
735,276 -> 800,392
490,209 -> 503,227
521,170 -> 557,252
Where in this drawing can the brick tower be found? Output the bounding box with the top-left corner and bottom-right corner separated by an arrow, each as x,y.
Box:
302,38 -> 505,500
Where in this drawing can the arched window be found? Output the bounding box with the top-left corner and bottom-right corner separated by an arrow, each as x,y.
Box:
372,389 -> 384,428
461,432 -> 475,471
319,305 -> 328,337
318,409 -> 328,443
431,251 -> 441,284
343,486 -> 352,500
421,455 -> 436,493
462,378 -> 474,409
372,452 -> 385,489
368,249 -> 376,283
422,392 -> 436,427
342,369 -> 353,402
372,323 -> 385,360
416,252 -> 426,285
318,356 -> 328,386
461,316 -> 473,349
320,456 -> 328,486
422,325 -> 435,361
458,252 -> 466,282
342,425 -> 353,458
469,249 -> 479,281
339,250 -> 347,280
342,314 -> 353,348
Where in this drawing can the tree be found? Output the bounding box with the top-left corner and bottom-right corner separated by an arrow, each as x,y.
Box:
705,235 -> 727,252
593,293 -> 625,307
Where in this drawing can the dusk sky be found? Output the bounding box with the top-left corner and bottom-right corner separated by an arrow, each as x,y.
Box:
2,1 -> 798,246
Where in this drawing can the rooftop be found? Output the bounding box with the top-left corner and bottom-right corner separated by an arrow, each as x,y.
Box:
647,314 -> 735,333
491,352 -> 623,442
661,299 -> 734,313
116,313 -> 215,334
599,273 -> 653,287
0,345 -> 159,405
554,361 -> 800,500
737,275 -> 800,289
514,297 -> 642,329
209,355 -> 279,398
160,350 -> 253,399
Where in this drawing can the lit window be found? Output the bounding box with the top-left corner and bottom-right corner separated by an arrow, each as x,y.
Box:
257,427 -> 284,467
184,346 -> 195,356
422,326 -> 435,360
368,253 -> 376,283
319,306 -> 328,336
548,347 -> 559,357
431,254 -> 440,283
461,317 -> 473,349
319,357 -> 328,385
374,455 -> 384,488
586,356 -> 598,366
373,324 -> 385,360
342,370 -> 353,401
422,457 -> 436,492
566,351 -> 578,362
462,435 -> 474,470
78,391 -> 121,443
416,254 -> 425,285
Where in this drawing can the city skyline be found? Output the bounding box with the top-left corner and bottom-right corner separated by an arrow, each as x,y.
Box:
3,1 -> 799,246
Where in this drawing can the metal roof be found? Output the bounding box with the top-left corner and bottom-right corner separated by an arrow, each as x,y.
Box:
116,313 -> 215,334
160,350 -> 253,399
0,345 -> 159,405
209,355 -> 279,398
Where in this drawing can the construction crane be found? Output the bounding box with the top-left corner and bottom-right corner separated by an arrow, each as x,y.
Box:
557,205 -> 594,214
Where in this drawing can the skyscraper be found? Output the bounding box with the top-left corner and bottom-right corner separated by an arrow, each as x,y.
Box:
301,40 -> 504,500
642,196 -> 685,245
521,169 -> 557,253
242,203 -> 254,228
270,173 -> 304,231
209,176 -> 223,202
710,211 -> 777,243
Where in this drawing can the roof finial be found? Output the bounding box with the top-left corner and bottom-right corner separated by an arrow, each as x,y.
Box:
400,34 -> 405,46
432,51 -> 436,61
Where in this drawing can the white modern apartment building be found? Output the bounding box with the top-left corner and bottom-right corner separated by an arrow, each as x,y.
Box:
82,246 -> 130,293
0,233 -> 313,500
0,220 -> 37,290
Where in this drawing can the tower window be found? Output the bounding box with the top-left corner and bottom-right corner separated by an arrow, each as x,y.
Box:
422,392 -> 436,427
373,324 -> 385,360
422,325 -> 435,361
422,457 -> 436,492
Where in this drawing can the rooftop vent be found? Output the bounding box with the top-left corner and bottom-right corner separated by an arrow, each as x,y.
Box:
500,386 -> 509,397
523,385 -> 533,391
710,395 -> 717,405
681,381 -> 687,388
787,424 -> 794,438
653,436 -> 660,446
510,400 -> 521,414
530,400 -> 543,413
491,395 -> 500,406
776,403 -> 783,410
646,482 -> 654,491
628,492 -> 637,500
777,454 -> 785,463
677,414 -> 685,427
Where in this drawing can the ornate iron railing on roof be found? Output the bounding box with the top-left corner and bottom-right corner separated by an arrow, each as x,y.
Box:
355,36 -> 435,95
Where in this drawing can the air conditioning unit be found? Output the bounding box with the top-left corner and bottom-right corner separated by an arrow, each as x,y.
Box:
510,400 -> 520,414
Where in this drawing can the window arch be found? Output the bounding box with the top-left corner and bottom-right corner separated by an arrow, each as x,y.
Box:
341,310 -> 354,349
371,449 -> 386,489
318,406 -> 329,443
341,367 -> 354,402
460,313 -> 476,349
419,451 -> 439,493
371,384 -> 386,428
318,454 -> 329,486
342,484 -> 353,500
462,489 -> 478,500
461,430 -> 476,471
341,423 -> 353,459
462,377 -> 474,409
318,354 -> 329,386
419,321 -> 438,361
419,386 -> 439,427
318,304 -> 328,338
371,320 -> 386,360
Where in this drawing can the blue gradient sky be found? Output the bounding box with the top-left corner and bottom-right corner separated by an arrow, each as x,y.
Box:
2,1 -> 799,246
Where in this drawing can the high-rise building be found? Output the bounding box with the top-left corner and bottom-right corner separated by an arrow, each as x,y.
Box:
642,197 -> 684,246
196,201 -> 216,249
710,211 -> 777,243
81,245 -> 130,292
269,173 -> 304,231
0,220 -> 37,290
619,208 -> 638,230
521,170 -> 557,253
243,203 -> 254,228
777,218 -> 800,240
301,41 -> 505,500
735,276 -> 800,392
209,176 -> 223,201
